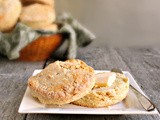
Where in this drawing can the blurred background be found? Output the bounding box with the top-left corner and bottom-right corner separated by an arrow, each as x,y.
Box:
56,0 -> 160,47
1,0 -> 160,61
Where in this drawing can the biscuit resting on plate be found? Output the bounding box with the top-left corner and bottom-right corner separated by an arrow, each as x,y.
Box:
72,72 -> 129,107
28,59 -> 96,105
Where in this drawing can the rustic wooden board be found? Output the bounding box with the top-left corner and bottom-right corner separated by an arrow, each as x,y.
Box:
26,114 -> 160,120
0,56 -> 45,120
0,47 -> 160,120
115,47 -> 160,112
26,47 -> 160,120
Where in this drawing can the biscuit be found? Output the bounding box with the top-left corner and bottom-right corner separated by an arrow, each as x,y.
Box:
72,73 -> 129,107
35,24 -> 58,32
19,3 -> 55,29
21,0 -> 54,6
0,0 -> 22,32
28,59 -> 96,105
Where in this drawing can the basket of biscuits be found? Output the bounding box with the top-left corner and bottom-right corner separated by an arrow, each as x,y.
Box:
0,0 -> 95,61
0,0 -> 63,61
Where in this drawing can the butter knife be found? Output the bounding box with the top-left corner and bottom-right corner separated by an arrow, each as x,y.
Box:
111,68 -> 156,111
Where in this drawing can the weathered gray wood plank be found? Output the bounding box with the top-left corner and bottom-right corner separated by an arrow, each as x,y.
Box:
0,57 -> 45,120
26,47 -> 160,120
115,47 -> 160,112
26,114 -> 160,120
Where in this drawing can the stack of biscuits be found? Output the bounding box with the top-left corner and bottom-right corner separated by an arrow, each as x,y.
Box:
0,0 -> 57,32
0,0 -> 62,61
0,0 -> 22,32
28,59 -> 130,108
20,0 -> 57,32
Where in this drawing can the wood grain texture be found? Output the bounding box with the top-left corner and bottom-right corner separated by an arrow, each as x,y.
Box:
26,114 -> 160,120
26,47 -> 160,120
115,47 -> 160,111
0,56 -> 45,120
1,47 -> 160,120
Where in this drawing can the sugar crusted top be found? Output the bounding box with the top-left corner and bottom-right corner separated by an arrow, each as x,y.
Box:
28,59 -> 95,104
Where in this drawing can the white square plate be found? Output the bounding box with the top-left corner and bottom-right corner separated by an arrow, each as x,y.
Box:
18,70 -> 158,115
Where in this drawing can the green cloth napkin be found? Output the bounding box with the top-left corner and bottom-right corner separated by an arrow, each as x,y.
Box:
0,13 -> 95,60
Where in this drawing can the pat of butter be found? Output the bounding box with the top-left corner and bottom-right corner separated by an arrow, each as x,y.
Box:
94,72 -> 116,88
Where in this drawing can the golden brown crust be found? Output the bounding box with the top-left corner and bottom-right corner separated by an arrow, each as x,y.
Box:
72,73 -> 129,108
21,0 -> 54,6
19,3 -> 55,29
28,59 -> 96,105
34,24 -> 58,32
0,0 -> 22,32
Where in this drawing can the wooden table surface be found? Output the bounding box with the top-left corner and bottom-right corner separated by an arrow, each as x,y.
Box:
0,46 -> 160,120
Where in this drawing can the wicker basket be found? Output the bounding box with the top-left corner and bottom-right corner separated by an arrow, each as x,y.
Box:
18,34 -> 63,61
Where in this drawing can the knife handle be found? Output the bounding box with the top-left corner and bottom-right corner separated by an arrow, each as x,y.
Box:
130,85 -> 156,111
111,68 -> 156,111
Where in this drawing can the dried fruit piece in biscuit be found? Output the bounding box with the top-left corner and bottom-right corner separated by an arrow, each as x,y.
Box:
28,59 -> 96,105
0,0 -> 22,32
20,3 -> 56,29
